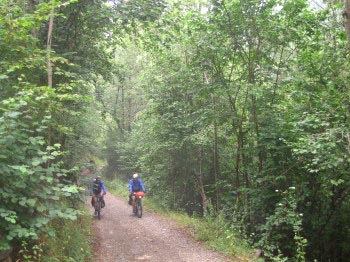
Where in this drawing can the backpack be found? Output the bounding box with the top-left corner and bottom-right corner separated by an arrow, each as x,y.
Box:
92,181 -> 101,194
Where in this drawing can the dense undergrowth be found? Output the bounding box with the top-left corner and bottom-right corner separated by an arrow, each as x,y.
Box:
41,212 -> 92,262
16,204 -> 92,262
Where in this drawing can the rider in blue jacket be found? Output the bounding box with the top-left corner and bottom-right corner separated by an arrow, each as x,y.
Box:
128,173 -> 146,205
91,176 -> 107,208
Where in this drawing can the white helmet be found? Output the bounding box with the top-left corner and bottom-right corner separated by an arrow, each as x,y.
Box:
132,173 -> 138,179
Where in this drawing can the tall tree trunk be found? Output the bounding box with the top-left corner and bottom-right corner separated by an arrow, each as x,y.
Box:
195,146 -> 209,215
252,95 -> 263,172
344,0 -> 350,49
46,6 -> 54,147
171,153 -> 176,209
235,130 -> 242,188
47,11 -> 54,88
122,86 -> 125,130
212,95 -> 220,209
204,72 -> 220,209
127,97 -> 131,131
344,0 -> 350,120
29,0 -> 38,38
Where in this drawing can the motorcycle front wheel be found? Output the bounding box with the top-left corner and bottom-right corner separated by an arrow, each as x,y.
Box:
136,198 -> 143,218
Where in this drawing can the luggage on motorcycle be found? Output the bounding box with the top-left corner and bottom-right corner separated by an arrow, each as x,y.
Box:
135,192 -> 145,198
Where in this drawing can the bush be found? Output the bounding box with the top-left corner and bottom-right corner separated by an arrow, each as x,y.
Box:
40,207 -> 92,262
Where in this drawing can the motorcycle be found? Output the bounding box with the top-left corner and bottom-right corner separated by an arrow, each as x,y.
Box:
92,194 -> 103,220
132,191 -> 144,218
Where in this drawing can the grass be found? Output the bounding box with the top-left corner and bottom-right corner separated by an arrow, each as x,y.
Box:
40,204 -> 93,262
107,178 -> 257,261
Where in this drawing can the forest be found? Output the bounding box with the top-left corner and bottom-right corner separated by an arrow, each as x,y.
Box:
1,0 -> 350,261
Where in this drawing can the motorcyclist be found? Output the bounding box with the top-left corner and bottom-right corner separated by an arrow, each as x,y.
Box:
91,176 -> 107,208
128,173 -> 146,206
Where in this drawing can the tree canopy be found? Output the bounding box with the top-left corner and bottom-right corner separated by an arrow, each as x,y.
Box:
1,0 -> 350,261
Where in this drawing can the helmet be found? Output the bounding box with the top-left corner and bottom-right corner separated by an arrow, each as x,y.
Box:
96,176 -> 101,181
132,173 -> 138,179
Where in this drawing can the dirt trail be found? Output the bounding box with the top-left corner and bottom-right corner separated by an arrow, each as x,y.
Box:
87,193 -> 236,262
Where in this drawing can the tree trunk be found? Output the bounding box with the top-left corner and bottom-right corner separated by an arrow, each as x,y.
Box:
212,95 -> 220,209
46,8 -> 54,147
195,146 -> 209,215
47,11 -> 54,87
344,0 -> 350,49
29,0 -> 38,38
122,86 -> 125,130
252,95 -> 263,172
171,153 -> 176,209
344,0 -> 350,121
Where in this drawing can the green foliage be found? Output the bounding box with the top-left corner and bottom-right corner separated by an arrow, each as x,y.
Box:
115,0 -> 167,25
257,188 -> 307,261
40,209 -> 92,262
53,0 -> 114,81
0,89 -> 80,250
98,0 -> 350,260
192,203 -> 250,257
19,241 -> 43,262
107,179 -> 129,198
5,0 -> 343,260
0,0 -> 115,259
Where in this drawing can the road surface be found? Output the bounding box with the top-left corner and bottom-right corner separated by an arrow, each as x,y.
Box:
87,193 -> 237,262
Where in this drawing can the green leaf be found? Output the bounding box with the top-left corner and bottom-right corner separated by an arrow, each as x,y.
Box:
7,112 -> 22,118
0,74 -> 9,80
19,199 -> 27,206
36,205 -> 47,212
32,160 -> 41,166
26,199 -> 36,207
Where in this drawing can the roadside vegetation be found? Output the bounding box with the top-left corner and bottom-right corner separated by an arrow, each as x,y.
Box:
15,204 -> 92,262
40,206 -> 92,262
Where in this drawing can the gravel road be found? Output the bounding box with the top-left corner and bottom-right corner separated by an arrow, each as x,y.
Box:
87,193 -> 237,262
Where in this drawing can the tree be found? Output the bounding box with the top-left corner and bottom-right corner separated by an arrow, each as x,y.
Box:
344,0 -> 350,48
0,0 -> 114,254
101,0 -> 350,260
